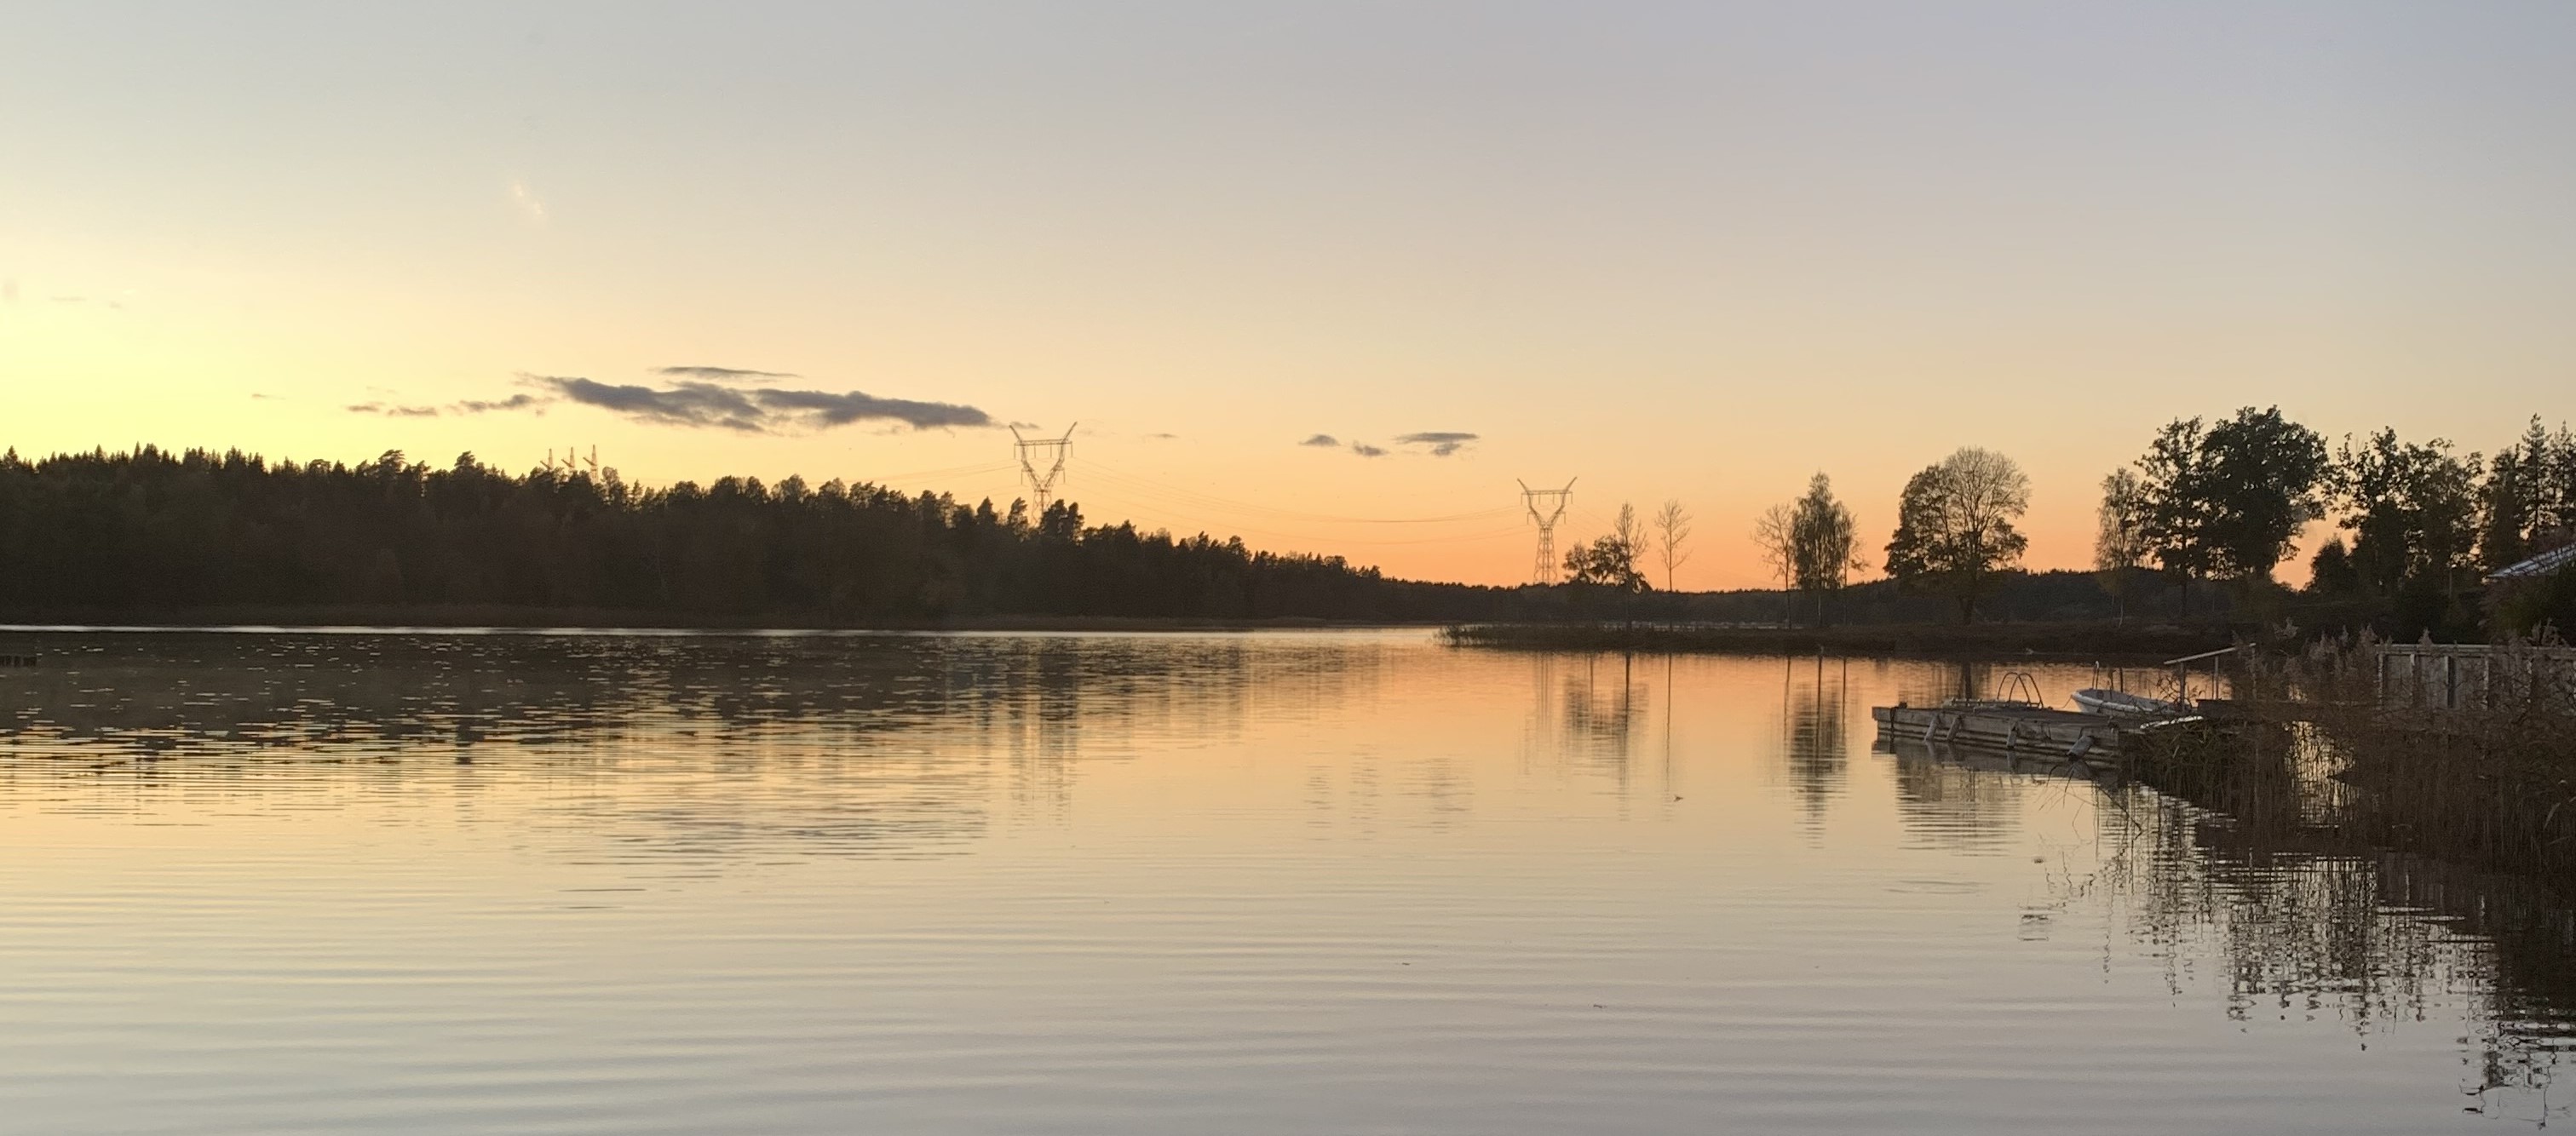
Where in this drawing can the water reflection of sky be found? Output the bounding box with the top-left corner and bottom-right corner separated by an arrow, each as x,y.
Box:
0,630 -> 2565,1133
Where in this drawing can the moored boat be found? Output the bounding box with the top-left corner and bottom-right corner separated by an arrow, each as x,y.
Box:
2070,687 -> 2184,720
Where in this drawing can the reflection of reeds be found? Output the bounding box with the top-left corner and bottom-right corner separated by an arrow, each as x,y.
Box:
2223,634 -> 2576,886
2085,789 -> 2576,1114
2098,634 -> 2576,1115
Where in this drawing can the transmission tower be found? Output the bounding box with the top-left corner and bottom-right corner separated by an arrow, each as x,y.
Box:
541,445 -> 601,474
1520,478 -> 1576,584
1012,424 -> 1077,513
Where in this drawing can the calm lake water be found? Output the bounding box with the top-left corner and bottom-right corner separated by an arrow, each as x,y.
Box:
1,629 -> 2567,1133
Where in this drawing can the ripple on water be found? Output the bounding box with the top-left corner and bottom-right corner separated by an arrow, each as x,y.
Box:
0,630 -> 2566,1133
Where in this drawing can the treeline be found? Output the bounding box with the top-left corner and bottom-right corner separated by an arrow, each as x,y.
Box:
0,447 -> 1537,623
1662,408 -> 2576,640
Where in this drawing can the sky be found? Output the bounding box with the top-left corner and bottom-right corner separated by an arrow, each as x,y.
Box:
6,2 -> 2573,588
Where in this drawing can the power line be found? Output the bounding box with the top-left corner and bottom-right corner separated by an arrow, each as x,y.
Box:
1074,488 -> 1527,548
860,459 -> 1019,486
1082,460 -> 1517,525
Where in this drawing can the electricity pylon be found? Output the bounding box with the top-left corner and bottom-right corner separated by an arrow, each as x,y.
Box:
1520,478 -> 1576,584
542,445 -> 600,474
1012,424 -> 1077,513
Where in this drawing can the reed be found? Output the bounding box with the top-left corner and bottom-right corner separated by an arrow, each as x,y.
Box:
2222,633 -> 2576,889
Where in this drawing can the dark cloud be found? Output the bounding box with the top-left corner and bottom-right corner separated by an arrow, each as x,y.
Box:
654,365 -> 800,383
1395,431 -> 1479,457
1300,433 -> 1341,448
526,375 -> 992,433
1351,442 -> 1389,458
1145,432 -> 1180,440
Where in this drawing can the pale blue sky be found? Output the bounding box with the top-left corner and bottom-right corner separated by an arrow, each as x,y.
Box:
6,3 -> 2572,584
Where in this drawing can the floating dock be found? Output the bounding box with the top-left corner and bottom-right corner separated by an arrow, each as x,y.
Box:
1872,702 -> 2125,762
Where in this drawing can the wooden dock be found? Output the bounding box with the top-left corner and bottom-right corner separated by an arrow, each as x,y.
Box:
1872,703 -> 2126,761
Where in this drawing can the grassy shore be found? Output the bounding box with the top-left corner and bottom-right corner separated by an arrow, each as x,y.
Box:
1441,619 -> 2235,659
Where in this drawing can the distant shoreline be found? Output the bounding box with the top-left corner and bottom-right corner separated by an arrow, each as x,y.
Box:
1441,619 -> 2237,660
0,605 -> 1437,634
0,607 -> 2241,657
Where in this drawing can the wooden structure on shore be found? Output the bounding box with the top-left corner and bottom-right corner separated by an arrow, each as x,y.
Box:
2375,641 -> 2576,712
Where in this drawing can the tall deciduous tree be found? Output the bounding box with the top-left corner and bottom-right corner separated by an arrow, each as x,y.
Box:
1883,448 -> 2030,623
1751,502 -> 1797,625
2331,428 -> 2481,626
1788,473 -> 1863,625
2094,468 -> 2150,618
2194,406 -> 2331,582
1653,499 -> 1693,592
1563,502 -> 1648,592
2132,406 -> 2329,610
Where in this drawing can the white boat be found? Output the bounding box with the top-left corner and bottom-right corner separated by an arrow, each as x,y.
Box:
2070,687 -> 2185,720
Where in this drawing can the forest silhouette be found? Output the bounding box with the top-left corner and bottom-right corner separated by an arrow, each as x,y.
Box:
0,446 -> 1532,623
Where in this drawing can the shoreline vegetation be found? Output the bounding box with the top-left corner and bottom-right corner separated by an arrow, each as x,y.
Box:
7,417 -> 2569,641
1440,618 -> 2234,659
2125,634 -> 2576,904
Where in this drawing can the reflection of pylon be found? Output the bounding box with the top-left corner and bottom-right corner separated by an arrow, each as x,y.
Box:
1012,424 -> 1076,513
1519,478 -> 1575,584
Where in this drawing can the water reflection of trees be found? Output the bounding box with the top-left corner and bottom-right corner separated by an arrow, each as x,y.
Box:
1780,654 -> 1848,822
1522,653 -> 1647,782
1883,744 -> 2027,852
0,631 -> 1378,860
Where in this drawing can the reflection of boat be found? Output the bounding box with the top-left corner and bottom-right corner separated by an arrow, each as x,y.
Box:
2070,688 -> 2184,720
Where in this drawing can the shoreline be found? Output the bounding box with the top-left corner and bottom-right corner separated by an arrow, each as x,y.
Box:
0,606 -> 1440,634
1441,619 -> 2239,660
1,610 -> 2246,657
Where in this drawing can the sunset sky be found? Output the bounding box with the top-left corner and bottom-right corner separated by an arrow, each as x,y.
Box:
7,3 -> 2573,588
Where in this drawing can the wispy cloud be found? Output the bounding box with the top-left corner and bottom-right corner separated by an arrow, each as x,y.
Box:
654,365 -> 799,383
1395,431 -> 1479,457
1305,431 -> 1474,459
348,393 -> 551,419
456,393 -> 546,414
526,374 -> 992,433
509,179 -> 547,223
